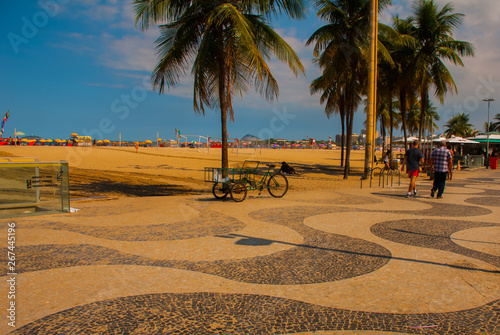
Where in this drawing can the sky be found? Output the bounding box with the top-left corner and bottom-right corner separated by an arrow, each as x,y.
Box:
1,0 -> 500,142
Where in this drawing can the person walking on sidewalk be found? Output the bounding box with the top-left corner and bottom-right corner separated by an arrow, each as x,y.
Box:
400,140 -> 424,198
429,141 -> 453,199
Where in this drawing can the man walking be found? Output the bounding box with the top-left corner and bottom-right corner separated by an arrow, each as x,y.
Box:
429,141 -> 453,198
401,140 -> 424,198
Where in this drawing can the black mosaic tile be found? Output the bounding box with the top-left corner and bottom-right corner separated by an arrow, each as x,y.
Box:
14,211 -> 245,241
465,177 -> 500,183
197,206 -> 392,284
10,293 -> 500,335
3,206 -> 391,285
371,219 -> 500,269
300,194 -> 384,205
371,193 -> 493,217
465,196 -> 500,207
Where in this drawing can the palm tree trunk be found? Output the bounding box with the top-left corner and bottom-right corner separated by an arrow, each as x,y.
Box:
344,105 -> 354,179
381,116 -> 386,150
344,73 -> 356,180
418,88 -> 428,142
389,91 -> 394,155
221,104 -> 228,170
400,90 -> 408,151
340,109 -> 345,167
218,55 -> 229,172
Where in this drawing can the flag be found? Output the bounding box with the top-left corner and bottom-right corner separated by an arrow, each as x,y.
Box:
1,110 -> 9,134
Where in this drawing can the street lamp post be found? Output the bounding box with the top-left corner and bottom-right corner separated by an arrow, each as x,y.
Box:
483,98 -> 495,168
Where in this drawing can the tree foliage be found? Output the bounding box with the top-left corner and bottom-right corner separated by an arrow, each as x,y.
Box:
134,0 -> 305,169
444,113 -> 475,137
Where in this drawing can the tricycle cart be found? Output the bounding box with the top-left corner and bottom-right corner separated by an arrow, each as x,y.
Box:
204,160 -> 288,202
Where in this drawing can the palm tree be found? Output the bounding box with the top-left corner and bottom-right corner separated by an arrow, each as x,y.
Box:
375,101 -> 390,150
443,113 -> 474,137
405,102 -> 420,136
307,0 -> 390,179
310,74 -> 347,166
134,0 -> 306,170
492,113 -> 500,132
407,0 -> 474,142
377,58 -> 396,154
377,22 -> 409,154
484,121 -> 496,133
391,16 -> 419,151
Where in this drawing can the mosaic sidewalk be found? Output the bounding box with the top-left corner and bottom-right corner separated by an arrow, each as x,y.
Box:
1,169 -> 499,334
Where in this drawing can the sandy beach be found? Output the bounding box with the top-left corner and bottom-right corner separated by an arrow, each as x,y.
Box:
0,146 -> 370,198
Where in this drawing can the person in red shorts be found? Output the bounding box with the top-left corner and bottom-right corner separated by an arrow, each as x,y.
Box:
400,140 -> 424,198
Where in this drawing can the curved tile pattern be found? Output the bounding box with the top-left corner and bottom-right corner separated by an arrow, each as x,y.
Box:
301,194 -> 385,205
371,219 -> 500,268
5,206 -> 391,285
465,196 -> 500,207
371,193 -> 493,217
15,211 -> 245,241
11,293 -> 500,335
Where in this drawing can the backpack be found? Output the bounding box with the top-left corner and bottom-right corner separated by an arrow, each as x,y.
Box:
280,161 -> 297,174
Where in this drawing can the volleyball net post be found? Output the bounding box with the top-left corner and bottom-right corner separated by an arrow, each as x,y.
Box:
178,135 -> 209,153
208,137 -> 239,155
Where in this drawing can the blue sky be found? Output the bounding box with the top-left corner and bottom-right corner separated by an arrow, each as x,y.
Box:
1,0 -> 499,142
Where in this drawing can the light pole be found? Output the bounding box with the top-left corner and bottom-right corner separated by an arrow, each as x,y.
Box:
483,98 -> 495,168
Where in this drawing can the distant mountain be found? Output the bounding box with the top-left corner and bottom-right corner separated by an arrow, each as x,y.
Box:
21,135 -> 43,140
241,134 -> 262,142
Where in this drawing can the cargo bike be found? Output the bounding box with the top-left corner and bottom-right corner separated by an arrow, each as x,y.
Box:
204,160 -> 288,202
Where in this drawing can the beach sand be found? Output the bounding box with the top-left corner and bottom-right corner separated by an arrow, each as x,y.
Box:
0,146 -> 372,198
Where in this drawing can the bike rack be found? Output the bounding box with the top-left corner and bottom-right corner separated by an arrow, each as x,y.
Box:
360,167 -> 400,189
379,169 -> 401,188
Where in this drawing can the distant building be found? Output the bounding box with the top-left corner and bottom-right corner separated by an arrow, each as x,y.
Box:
335,133 -> 361,144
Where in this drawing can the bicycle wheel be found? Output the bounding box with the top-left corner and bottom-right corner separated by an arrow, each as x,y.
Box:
212,183 -> 229,199
230,183 -> 247,202
267,173 -> 288,198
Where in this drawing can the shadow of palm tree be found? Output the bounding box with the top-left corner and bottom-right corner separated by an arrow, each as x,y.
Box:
220,233 -> 500,274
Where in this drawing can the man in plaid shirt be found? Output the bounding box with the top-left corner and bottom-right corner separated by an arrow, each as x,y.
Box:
429,141 -> 453,198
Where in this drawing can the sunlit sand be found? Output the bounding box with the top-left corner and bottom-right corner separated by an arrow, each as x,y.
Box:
0,146 -> 371,197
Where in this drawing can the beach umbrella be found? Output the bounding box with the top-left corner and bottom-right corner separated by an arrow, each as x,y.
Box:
46,139 -> 53,143
70,133 -> 78,137
103,139 -> 110,143
145,140 -> 152,144
12,131 -> 25,137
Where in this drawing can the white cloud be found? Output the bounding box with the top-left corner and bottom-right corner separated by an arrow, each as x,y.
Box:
100,34 -> 156,71
59,0 -> 500,133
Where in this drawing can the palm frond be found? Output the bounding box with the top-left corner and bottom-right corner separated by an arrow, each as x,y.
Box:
134,0 -> 194,31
